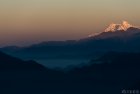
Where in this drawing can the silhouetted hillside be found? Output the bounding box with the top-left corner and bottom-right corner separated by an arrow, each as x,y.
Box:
0,52 -> 140,94
0,51 -> 64,94
0,51 -> 46,70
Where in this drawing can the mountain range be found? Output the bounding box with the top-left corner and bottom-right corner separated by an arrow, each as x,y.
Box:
1,21 -> 140,67
0,21 -> 140,93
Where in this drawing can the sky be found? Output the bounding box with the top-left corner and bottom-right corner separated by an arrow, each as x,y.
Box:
0,0 -> 140,46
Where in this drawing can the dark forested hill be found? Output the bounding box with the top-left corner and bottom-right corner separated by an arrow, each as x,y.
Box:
0,51 -> 140,94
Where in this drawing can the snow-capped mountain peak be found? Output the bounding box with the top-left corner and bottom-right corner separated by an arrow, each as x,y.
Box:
105,21 -> 133,32
88,21 -> 140,38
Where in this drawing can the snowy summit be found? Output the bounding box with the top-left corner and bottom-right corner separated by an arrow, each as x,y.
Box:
105,21 -> 133,32
88,21 -> 140,38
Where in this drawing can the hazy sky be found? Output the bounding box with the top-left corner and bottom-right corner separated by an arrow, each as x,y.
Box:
0,0 -> 140,46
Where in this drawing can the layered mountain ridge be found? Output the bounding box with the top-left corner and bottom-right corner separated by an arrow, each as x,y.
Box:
1,21 -> 140,68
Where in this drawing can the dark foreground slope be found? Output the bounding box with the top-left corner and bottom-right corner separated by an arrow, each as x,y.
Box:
0,51 -> 140,94
0,51 -> 63,94
0,51 -> 46,70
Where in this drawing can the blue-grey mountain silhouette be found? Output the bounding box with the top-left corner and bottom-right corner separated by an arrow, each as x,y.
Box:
1,21 -> 140,67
